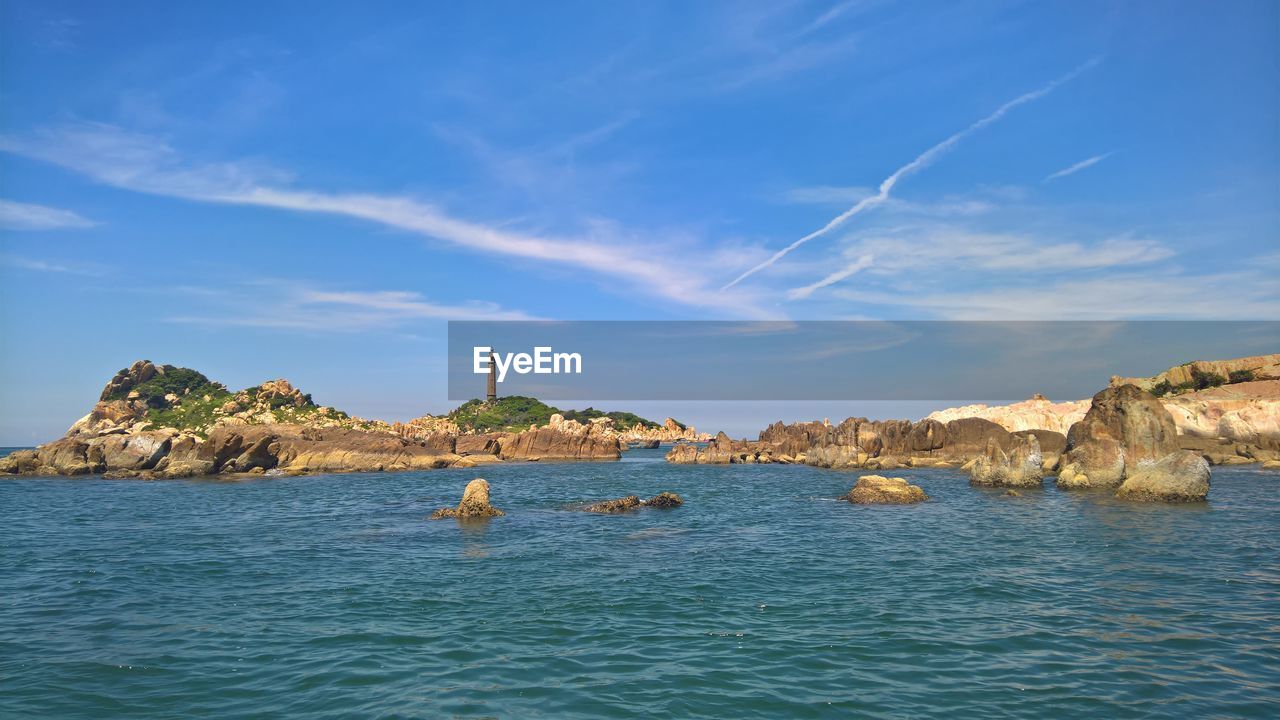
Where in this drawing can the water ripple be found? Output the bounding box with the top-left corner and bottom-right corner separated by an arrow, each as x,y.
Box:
2,453 -> 1279,718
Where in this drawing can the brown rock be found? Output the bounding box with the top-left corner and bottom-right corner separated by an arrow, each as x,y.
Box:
643,491 -> 684,508
969,434 -> 1043,488
430,478 -> 505,519
1058,384 -> 1179,489
582,495 -> 643,513
1115,450 -> 1211,503
846,475 -> 928,504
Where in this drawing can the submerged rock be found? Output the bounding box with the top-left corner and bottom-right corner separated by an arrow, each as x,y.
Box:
643,491 -> 684,509
429,478 -> 505,519
1115,450 -> 1211,503
845,475 -> 928,505
580,491 -> 684,513
582,495 -> 643,513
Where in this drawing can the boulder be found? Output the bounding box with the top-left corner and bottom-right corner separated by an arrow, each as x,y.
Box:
456,434 -> 502,456
35,438 -> 95,475
582,495 -> 643,513
845,475 -> 928,504
430,478 -> 505,519
643,491 -> 684,508
0,449 -> 40,474
1058,384 -> 1179,489
91,431 -> 172,471
969,434 -> 1043,488
1115,450 -> 1211,503
500,427 -> 621,461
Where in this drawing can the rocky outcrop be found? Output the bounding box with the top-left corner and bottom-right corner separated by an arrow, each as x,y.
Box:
968,434 -> 1043,488
1115,451 -> 1211,503
1057,384 -> 1179,489
846,475 -> 928,504
1057,384 -> 1212,501
500,414 -> 622,461
927,394 -> 1089,436
668,417 -> 1064,472
927,356 -> 1280,464
429,478 -> 504,519
1111,354 -> 1280,393
455,434 -> 503,456
579,492 -> 684,513
582,495 -> 643,513
644,491 -> 684,508
619,417 -> 710,445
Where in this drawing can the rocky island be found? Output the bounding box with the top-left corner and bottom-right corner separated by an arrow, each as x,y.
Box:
666,354 -> 1280,502
0,360 -> 707,478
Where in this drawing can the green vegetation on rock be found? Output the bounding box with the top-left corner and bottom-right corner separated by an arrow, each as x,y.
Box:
104,366 -> 227,408
447,395 -> 663,433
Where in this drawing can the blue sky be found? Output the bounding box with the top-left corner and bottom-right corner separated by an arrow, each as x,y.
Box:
2,1 -> 1278,443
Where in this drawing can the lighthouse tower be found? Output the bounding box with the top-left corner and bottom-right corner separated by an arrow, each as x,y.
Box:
486,348 -> 497,402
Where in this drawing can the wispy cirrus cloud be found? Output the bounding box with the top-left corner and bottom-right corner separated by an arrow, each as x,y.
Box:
1044,152 -> 1114,182
0,199 -> 97,230
828,269 -> 1280,320
0,122 -> 773,318
787,253 -> 874,300
723,58 -> 1102,290
1,254 -> 108,276
167,281 -> 540,332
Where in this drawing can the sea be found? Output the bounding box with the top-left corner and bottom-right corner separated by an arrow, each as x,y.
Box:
1,447 -> 1278,718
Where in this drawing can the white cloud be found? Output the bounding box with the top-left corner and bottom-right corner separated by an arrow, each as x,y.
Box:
828,269 -> 1280,320
1044,152 -> 1114,182
787,253 -> 874,299
1,254 -> 107,276
0,199 -> 97,230
0,122 -> 773,318
168,282 -> 540,331
723,58 -> 1102,290
844,230 -> 1173,274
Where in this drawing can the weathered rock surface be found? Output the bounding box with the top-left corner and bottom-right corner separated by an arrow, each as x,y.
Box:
1111,354 -> 1280,392
582,495 -> 643,513
1057,384 -> 1179,489
969,434 -> 1044,488
927,356 -> 1280,464
644,491 -> 684,509
1115,451 -> 1211,503
845,475 -> 928,504
430,478 -> 505,519
1056,384 -> 1213,500
668,417 -> 1063,472
579,492 -> 683,512
500,415 -> 622,461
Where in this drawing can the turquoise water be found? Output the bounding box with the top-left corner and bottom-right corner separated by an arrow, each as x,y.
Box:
2,448 -> 1278,718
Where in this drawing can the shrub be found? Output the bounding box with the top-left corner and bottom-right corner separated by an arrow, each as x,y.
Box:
1228,369 -> 1256,384
1190,368 -> 1226,390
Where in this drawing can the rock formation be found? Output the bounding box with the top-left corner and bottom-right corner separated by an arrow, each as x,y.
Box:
499,414 -> 622,461
845,475 -> 928,504
1115,451 -> 1212,503
1,361 -> 667,478
1057,384 -> 1179,489
579,492 -> 684,512
968,433 -> 1044,488
667,418 -> 1066,472
430,478 -> 505,519
926,355 -> 1280,465
1057,384 -> 1211,501
1110,354 -> 1279,393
